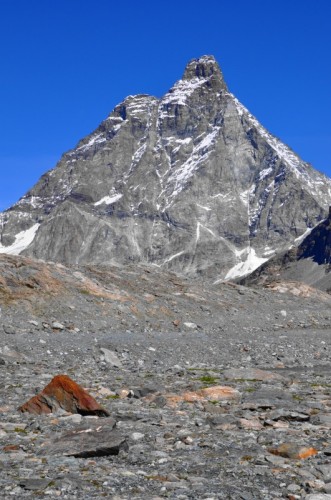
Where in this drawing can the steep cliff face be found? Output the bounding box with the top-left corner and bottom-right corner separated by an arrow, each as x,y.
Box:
238,208 -> 331,291
1,56 -> 331,279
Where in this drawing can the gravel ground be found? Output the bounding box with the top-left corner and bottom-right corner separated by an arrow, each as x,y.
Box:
0,254 -> 330,499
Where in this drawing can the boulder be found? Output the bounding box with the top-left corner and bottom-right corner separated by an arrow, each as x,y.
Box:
18,374 -> 110,416
38,418 -> 127,458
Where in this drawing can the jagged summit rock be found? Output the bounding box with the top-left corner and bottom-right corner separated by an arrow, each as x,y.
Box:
182,55 -> 227,91
0,55 -> 331,279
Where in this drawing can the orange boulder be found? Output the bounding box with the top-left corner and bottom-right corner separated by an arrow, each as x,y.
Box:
268,443 -> 317,460
19,374 -> 110,416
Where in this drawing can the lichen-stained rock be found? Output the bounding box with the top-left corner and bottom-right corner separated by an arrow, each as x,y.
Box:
38,418 -> 127,458
164,385 -> 240,407
268,443 -> 318,459
18,374 -> 110,416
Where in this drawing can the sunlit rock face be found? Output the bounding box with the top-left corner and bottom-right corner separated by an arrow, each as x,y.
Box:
1,55 -> 331,280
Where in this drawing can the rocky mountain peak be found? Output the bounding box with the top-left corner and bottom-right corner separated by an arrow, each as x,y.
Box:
0,56 -> 331,280
182,55 -> 227,91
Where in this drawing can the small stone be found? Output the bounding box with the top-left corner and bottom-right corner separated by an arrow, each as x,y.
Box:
99,348 -> 122,368
287,483 -> 301,492
116,388 -> 130,398
19,478 -> 53,491
317,465 -> 331,482
52,322 -> 65,330
3,325 -> 16,334
28,320 -> 39,326
304,495 -> 331,499
98,387 -> 115,397
131,432 -> 144,441
60,414 -> 82,424
239,418 -> 263,431
130,386 -> 160,399
181,436 -> 193,445
183,322 -> 198,329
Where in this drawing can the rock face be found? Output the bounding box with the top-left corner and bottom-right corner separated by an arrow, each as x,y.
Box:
19,374 -> 110,416
240,208 -> 331,291
1,55 -> 331,279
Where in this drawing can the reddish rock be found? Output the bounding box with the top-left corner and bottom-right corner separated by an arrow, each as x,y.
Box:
19,374 -> 110,416
3,444 -> 20,452
268,443 -> 318,459
165,385 -> 240,407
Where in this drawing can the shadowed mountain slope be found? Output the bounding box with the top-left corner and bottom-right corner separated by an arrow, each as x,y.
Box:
239,208 -> 331,292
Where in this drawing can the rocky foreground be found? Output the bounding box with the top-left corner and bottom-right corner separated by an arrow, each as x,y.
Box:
0,254 -> 331,499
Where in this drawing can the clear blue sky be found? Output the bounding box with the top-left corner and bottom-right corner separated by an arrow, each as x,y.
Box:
1,0 -> 330,211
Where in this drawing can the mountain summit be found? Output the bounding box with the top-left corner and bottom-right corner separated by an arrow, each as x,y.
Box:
182,55 -> 227,91
1,56 -> 331,279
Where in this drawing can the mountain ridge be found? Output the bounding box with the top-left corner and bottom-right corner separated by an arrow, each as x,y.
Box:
1,55 -> 331,279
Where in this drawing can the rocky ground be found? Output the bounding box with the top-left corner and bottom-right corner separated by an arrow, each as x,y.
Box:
0,254 -> 331,499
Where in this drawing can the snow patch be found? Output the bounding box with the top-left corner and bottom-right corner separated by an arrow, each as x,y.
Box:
262,248 -> 276,257
94,194 -> 123,206
224,247 -> 268,280
239,189 -> 250,207
196,222 -> 216,242
0,224 -> 40,255
161,77 -> 207,108
259,167 -> 273,181
131,143 -> 147,165
197,204 -> 211,211
164,126 -> 220,202
163,251 -> 185,265
77,133 -> 106,152
294,227 -> 312,244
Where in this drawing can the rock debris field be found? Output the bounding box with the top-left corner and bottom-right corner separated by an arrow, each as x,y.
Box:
0,254 -> 331,499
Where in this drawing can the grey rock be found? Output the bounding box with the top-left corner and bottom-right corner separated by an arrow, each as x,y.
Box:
28,320 -> 39,326
3,325 -> 16,334
39,418 -> 128,458
311,413 -> 331,427
287,483 -> 301,492
223,367 -> 286,382
19,478 -> 53,490
304,496 -> 331,500
52,321 -> 65,330
99,347 -> 122,367
268,409 -> 310,421
129,386 -> 160,398
317,466 -> 331,483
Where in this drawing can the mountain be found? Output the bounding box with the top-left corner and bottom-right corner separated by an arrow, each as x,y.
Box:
239,207 -> 331,292
1,55 -> 331,279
